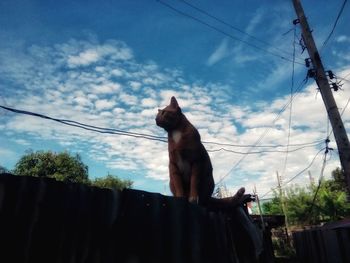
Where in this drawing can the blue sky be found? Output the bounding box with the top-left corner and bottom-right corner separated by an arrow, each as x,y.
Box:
1,0 -> 349,198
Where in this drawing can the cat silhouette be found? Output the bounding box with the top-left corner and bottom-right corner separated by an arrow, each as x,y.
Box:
156,96 -> 245,208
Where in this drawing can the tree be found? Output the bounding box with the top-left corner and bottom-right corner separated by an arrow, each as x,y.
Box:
91,174 -> 133,191
262,169 -> 350,226
316,176 -> 350,222
329,167 -> 347,192
0,165 -> 8,173
262,192 -> 283,215
284,185 -> 318,225
13,150 -> 89,184
13,150 -> 133,190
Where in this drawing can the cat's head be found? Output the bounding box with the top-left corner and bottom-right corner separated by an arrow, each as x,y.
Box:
155,96 -> 182,131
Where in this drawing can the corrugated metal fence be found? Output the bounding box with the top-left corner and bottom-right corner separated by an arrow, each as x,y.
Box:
0,174 -> 273,263
293,220 -> 350,263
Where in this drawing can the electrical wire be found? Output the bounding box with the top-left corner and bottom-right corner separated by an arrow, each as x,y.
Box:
321,0 -> 348,50
335,74 -> 350,84
1,103 -> 330,194
305,143 -> 330,221
0,105 -> 168,142
215,75 -> 309,186
202,139 -> 324,148
157,0 -> 305,66
281,26 -> 297,180
259,147 -> 327,199
0,104 -> 323,150
207,141 -> 323,154
178,0 -> 302,62
327,95 -> 350,139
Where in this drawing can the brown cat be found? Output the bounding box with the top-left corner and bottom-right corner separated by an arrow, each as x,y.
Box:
156,96 -> 246,208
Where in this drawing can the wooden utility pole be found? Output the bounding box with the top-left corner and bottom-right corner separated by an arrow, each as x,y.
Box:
276,172 -> 290,243
292,0 -> 350,197
308,170 -> 315,186
253,184 -> 265,231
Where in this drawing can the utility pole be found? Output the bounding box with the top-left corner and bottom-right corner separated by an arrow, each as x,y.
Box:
253,184 -> 265,231
292,0 -> 350,197
276,171 -> 290,243
308,170 -> 315,186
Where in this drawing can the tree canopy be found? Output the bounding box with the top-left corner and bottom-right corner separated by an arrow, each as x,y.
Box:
91,174 -> 133,190
262,168 -> 350,225
11,150 -> 132,191
13,150 -> 89,184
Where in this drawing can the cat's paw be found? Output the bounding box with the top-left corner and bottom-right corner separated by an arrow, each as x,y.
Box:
235,187 -> 245,197
189,196 -> 199,204
230,187 -> 246,206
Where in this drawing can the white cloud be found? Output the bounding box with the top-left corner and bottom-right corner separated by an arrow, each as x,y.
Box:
95,99 -> 116,110
245,8 -> 264,34
66,40 -> 133,68
1,37 -> 349,200
0,148 -> 16,160
119,93 -> 138,106
68,49 -> 100,66
141,98 -> 157,108
91,82 -> 121,94
74,96 -> 93,107
206,39 -> 230,66
14,139 -> 31,146
336,35 -> 350,43
111,68 -> 124,77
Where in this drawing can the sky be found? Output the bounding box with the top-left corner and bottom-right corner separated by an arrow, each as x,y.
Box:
0,0 -> 350,199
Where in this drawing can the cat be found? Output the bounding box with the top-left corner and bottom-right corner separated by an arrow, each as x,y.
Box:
156,96 -> 246,209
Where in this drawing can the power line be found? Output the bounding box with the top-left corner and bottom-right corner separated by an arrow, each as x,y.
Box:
335,74 -> 350,83
260,147 -> 327,199
306,144 -> 329,221
1,103 -> 331,193
178,0 -> 301,61
283,148 -> 327,186
340,97 -> 350,116
281,26 -> 297,179
157,0 -> 305,65
204,139 -> 324,149
207,141 -> 323,155
327,95 -> 350,139
215,75 -> 309,186
0,105 -> 167,142
0,104 -> 323,150
321,0 -> 348,50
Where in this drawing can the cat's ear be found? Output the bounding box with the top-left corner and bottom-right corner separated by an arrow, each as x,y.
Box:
170,96 -> 181,112
170,96 -> 179,108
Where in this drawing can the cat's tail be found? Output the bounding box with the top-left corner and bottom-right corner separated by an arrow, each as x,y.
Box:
207,187 -> 250,211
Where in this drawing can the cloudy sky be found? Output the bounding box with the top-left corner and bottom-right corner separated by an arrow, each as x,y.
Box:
1,0 -> 349,198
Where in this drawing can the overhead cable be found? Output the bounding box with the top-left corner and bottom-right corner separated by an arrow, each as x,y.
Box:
281,25 -> 297,179
321,0 -> 348,50
259,147 -> 327,199
178,0 -> 302,61
215,75 -> 309,186
157,0 -> 305,65
0,104 -> 322,151
207,141 -> 323,154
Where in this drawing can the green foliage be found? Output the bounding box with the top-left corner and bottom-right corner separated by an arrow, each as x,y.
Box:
12,150 -> 133,191
91,174 -> 133,190
330,167 -> 347,192
262,193 -> 283,215
13,150 -> 89,184
316,179 -> 350,222
284,186 -> 318,225
262,168 -> 350,226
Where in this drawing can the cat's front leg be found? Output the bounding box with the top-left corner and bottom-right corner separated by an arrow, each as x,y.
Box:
169,162 -> 185,197
189,163 -> 200,204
